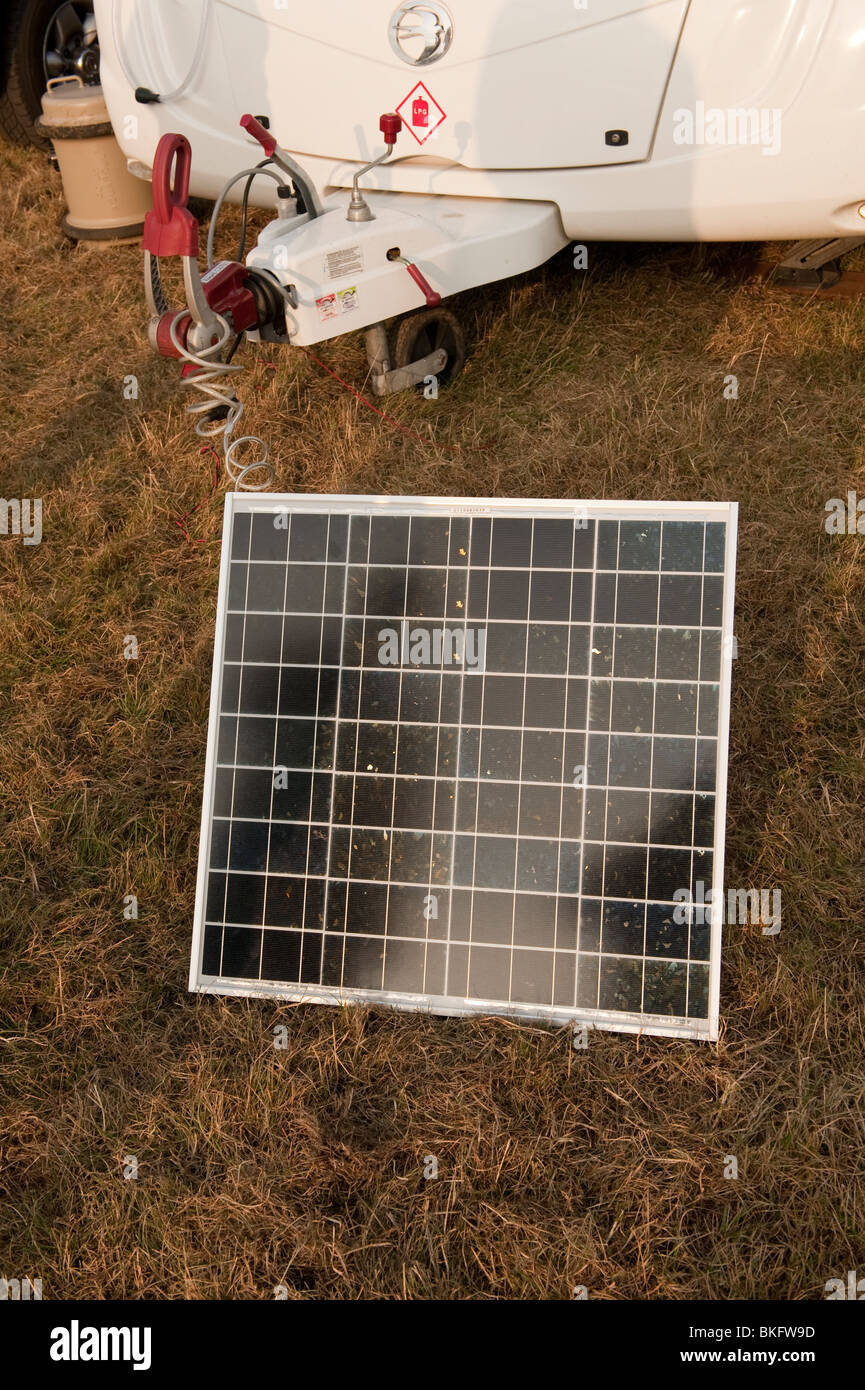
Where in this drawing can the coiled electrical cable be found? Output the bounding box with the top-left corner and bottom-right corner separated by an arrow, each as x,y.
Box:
167,311 -> 273,491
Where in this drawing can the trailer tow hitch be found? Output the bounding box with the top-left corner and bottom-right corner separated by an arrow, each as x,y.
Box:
142,131 -> 288,488
143,113 -> 458,471
240,109 -> 450,397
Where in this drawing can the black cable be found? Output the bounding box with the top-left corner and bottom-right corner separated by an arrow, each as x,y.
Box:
237,159 -> 274,262
235,159 -> 300,261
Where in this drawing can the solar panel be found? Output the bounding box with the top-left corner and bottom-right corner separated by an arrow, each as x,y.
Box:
191,495 -> 737,1041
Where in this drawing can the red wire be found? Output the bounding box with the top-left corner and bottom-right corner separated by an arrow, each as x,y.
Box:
175,349 -> 454,544
299,346 -> 456,451
174,445 -> 221,544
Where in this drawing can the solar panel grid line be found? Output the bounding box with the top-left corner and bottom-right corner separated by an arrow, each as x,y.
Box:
417,549 -> 439,997
380,517 -> 413,998
707,511 -> 738,1038
220,662 -> 723,681
424,523 -> 455,994
684,529 -> 707,1019
211,712 -> 720,758
577,518 -> 601,1013
640,519 -> 664,1020
227,603 -> 722,621
306,515 -> 332,989
464,518 -> 484,1002
192,913 -> 703,972
210,813 -> 718,856
214,766 -> 719,791
217,504 -> 255,981
698,527 -> 717,1015
445,518 -> 473,1000
210,869 -> 706,906
694,524 -> 714,1020
192,496 -> 737,1040
340,515 -> 370,992
439,527 -> 469,1002
601,525 -> 626,1010
325,514 -> 360,992
226,559 -> 717,574
472,516 -> 508,1005
200,906 -> 700,961
214,702 -> 723,730
256,509 -> 292,984
552,519 -> 580,1012
504,520 -> 530,1007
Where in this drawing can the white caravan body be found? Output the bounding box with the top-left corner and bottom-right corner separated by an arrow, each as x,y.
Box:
98,0 -> 865,239
97,0 -> 865,347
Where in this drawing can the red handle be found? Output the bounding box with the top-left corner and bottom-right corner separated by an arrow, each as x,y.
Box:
153,133 -> 190,220
406,261 -> 441,307
142,132 -> 198,258
379,111 -> 402,144
240,112 -> 277,157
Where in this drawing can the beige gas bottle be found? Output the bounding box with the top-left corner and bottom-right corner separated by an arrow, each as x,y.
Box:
36,77 -> 152,241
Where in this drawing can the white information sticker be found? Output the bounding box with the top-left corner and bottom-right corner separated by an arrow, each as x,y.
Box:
315,292 -> 338,321
324,246 -> 364,280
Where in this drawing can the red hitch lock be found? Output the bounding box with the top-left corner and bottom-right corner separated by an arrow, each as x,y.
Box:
144,132 -> 260,359
142,133 -> 198,259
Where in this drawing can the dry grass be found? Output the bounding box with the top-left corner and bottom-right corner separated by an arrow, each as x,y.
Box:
1,141 -> 864,1301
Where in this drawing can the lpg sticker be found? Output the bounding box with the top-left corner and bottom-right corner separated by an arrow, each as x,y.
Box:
324,245 -> 364,280
315,292 -> 339,321
337,286 -> 359,314
396,82 -> 447,145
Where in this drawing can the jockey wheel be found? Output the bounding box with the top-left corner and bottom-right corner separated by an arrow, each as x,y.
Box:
393,307 -> 466,389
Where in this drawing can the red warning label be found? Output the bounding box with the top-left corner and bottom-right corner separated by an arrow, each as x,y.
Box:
396,82 -> 447,145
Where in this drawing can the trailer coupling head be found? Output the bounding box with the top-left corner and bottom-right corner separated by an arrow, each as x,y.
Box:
142,132 -> 286,358
141,130 -> 287,490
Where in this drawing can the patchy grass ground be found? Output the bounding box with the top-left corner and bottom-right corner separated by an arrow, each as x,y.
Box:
1,139 -> 864,1301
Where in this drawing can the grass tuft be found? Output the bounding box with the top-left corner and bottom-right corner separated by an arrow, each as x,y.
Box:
1,141 -> 864,1299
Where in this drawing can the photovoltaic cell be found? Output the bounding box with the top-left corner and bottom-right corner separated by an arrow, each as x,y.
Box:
191,495 -> 737,1040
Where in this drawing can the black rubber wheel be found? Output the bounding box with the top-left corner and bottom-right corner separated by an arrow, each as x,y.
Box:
0,0 -> 98,147
392,306 -> 466,390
